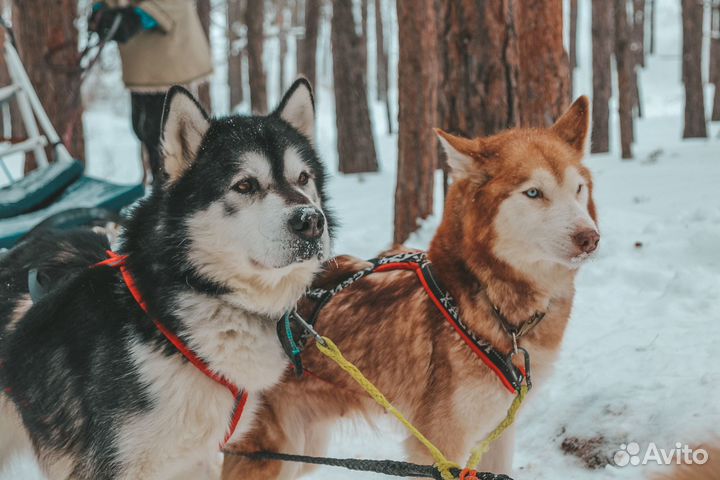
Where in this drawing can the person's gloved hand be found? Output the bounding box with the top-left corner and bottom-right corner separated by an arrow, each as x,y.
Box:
88,3 -> 145,44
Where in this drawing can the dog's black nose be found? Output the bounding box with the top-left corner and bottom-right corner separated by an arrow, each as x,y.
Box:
288,207 -> 325,240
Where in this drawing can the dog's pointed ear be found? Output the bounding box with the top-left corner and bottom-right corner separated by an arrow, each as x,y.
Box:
160,86 -> 210,184
551,96 -> 590,153
435,129 -> 482,181
273,77 -> 315,139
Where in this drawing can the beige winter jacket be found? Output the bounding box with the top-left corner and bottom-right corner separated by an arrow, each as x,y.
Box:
98,0 -> 213,92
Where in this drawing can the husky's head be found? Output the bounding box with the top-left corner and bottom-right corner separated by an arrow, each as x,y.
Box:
436,97 -> 599,276
154,79 -> 333,307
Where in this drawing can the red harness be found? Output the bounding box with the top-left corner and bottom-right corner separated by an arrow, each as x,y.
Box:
95,251 -> 248,447
306,251 -> 529,395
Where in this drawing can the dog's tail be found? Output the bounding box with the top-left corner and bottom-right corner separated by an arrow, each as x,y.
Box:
0,228 -> 110,300
649,442 -> 719,480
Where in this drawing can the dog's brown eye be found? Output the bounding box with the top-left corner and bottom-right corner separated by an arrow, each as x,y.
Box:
233,178 -> 257,194
298,172 -> 310,186
577,184 -> 583,194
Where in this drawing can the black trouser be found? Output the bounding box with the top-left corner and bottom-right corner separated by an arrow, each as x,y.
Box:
130,92 -> 166,180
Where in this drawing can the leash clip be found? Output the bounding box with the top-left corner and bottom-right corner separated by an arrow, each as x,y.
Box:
292,310 -> 328,347
507,346 -> 532,392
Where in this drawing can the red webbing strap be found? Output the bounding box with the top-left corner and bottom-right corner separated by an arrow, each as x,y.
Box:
374,262 -> 518,394
97,251 -> 248,446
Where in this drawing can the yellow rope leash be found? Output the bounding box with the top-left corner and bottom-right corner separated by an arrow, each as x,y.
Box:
315,335 -> 527,479
315,336 -> 460,480
465,384 -> 527,470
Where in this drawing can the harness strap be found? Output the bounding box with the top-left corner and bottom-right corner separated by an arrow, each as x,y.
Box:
95,251 -> 248,447
308,252 -> 525,394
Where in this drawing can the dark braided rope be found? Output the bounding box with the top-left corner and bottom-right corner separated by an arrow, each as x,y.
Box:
223,450 -> 513,480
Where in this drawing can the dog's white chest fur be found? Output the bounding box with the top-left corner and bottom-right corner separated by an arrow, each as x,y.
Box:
115,292 -> 288,480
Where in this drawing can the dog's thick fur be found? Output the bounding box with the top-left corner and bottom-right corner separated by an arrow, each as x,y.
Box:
222,97 -> 599,478
0,78 -> 334,480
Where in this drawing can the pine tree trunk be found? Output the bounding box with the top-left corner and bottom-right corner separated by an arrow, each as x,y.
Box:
591,0 -> 613,153
278,0 -> 288,94
633,0 -> 646,67
331,0 -> 378,174
437,0 -> 518,139
298,0 -> 320,88
197,0 -> 212,113
227,0 -> 245,111
681,0 -> 707,138
709,1 -> 720,121
246,0 -> 268,113
569,0 -> 578,71
12,1 -> 85,163
374,0 -> 387,101
516,0 -> 570,127
395,0 -> 438,244
615,0 -> 634,158
631,0 -> 645,120
374,0 -> 392,134
649,0 -> 656,54
359,0 -> 368,71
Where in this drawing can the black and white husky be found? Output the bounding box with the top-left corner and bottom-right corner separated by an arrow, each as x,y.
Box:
0,78 -> 333,479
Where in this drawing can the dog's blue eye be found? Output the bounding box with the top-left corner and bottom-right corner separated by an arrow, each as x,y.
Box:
524,188 -> 543,199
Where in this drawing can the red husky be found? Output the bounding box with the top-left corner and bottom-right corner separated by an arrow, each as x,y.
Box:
223,97 -> 599,478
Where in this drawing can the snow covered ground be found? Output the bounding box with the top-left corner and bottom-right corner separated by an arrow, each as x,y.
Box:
2,0 -> 719,478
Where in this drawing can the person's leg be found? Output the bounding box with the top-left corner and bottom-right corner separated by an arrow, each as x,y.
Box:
131,92 -> 167,182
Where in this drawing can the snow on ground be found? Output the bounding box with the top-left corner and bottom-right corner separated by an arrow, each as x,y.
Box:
2,0 -> 719,478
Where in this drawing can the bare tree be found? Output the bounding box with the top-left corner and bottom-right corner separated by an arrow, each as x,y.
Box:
374,0 -> 392,133
591,0 -> 613,153
197,0 -> 212,113
437,0 -> 518,138
516,0 -> 570,127
278,0 -> 289,94
569,0 -> 578,72
359,0 -> 368,71
615,0 -> 634,158
649,0 -> 656,54
710,0 -> 720,121
331,0 -> 377,174
395,0 -> 439,244
631,0 -> 645,119
632,0 -> 646,67
12,1 -> 85,164
246,0 -> 268,113
681,0 -> 707,138
227,0 -> 245,111
298,0 -> 320,88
